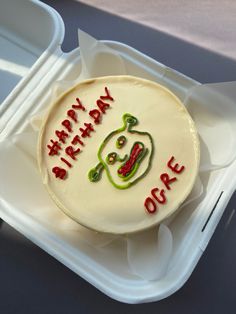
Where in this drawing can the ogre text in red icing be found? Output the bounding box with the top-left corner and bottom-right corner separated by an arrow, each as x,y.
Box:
47,87 -> 114,179
144,156 -> 185,214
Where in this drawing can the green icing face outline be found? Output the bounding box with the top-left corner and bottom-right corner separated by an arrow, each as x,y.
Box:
88,113 -> 154,189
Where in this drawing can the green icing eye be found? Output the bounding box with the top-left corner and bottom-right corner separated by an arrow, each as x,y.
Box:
116,135 -> 127,149
106,152 -> 117,165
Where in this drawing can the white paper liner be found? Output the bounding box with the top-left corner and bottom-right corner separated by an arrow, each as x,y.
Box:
1,29 -> 236,281
78,29 -> 127,79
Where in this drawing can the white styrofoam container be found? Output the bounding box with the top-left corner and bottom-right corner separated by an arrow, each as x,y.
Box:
0,0 -> 64,132
0,0 -> 236,304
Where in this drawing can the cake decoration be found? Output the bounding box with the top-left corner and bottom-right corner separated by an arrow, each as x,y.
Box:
38,75 -> 200,234
88,113 -> 154,189
144,155 -> 185,214
46,86 -> 114,180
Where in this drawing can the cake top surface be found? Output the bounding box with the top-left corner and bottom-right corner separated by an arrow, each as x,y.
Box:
38,75 -> 200,234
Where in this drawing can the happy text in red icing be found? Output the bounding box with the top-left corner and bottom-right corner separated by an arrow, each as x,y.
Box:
47,87 -> 114,179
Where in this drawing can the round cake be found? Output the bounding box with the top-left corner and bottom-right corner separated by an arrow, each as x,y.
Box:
38,75 -> 200,234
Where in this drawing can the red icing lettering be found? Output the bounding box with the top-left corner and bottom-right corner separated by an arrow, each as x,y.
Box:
160,173 -> 177,190
47,140 -> 61,156
100,87 -> 114,101
144,156 -> 186,215
89,109 -> 101,124
71,135 -> 84,146
67,109 -> 77,122
55,130 -> 68,144
72,98 -> 86,111
168,156 -> 185,174
65,146 -> 81,160
52,167 -> 67,179
50,88 -> 115,181
96,99 -> 110,114
62,119 -> 72,132
60,157 -> 72,168
144,197 -> 157,214
79,123 -> 94,138
151,188 -> 166,204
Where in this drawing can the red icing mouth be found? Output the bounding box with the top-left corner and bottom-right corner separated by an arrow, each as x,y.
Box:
118,143 -> 144,177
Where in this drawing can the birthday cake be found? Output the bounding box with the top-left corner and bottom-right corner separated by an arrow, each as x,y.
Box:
38,75 -> 200,234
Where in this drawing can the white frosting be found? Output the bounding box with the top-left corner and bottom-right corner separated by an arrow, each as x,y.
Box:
38,76 -> 200,234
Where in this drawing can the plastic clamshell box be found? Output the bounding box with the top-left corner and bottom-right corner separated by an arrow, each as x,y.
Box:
0,0 -> 236,304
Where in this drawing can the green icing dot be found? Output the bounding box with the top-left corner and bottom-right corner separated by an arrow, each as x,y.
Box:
116,135 -> 127,149
106,152 -> 117,165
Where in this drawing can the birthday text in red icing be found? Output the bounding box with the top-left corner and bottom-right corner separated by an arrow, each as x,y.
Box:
47,87 -> 114,179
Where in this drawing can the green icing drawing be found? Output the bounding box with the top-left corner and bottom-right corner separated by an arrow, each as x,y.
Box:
88,113 -> 154,189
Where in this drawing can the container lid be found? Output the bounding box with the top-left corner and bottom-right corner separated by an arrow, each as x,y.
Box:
0,0 -> 65,133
